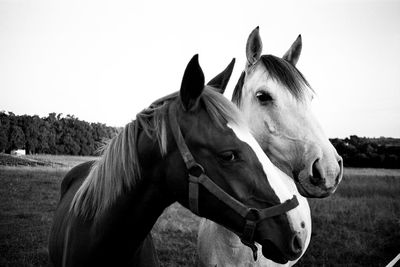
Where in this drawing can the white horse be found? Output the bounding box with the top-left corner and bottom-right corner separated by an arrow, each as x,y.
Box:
198,27 -> 344,266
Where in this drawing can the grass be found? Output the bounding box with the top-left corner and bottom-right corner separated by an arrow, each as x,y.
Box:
25,154 -> 99,168
297,175 -> 400,266
0,167 -> 64,267
0,156 -> 399,266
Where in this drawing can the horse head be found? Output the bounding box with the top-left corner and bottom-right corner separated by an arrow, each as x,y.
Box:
164,55 -> 310,263
229,27 -> 343,198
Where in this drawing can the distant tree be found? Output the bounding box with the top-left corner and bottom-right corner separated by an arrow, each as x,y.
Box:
19,115 -> 40,154
62,133 -> 80,155
386,154 -> 399,168
349,135 -> 363,147
45,113 -> 61,154
75,119 -> 95,155
0,130 -> 7,153
37,120 -> 52,153
331,135 -> 400,168
0,112 -> 122,155
0,112 -> 10,152
8,125 -> 25,151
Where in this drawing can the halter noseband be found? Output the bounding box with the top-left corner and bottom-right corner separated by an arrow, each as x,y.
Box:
168,103 -> 299,261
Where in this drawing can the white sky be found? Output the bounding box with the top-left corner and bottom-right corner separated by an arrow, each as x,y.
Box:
1,0 -> 399,138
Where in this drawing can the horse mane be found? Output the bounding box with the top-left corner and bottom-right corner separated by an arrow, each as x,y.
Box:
70,87 -> 245,220
232,55 -> 312,105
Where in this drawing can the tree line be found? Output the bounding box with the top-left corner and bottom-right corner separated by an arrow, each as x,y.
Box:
0,112 -> 118,156
331,135 -> 400,169
1,112 -> 399,168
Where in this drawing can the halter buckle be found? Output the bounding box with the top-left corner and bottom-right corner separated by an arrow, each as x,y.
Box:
188,163 -> 205,178
187,163 -> 205,215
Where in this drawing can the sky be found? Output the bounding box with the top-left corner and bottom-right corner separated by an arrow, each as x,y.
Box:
1,0 -> 399,138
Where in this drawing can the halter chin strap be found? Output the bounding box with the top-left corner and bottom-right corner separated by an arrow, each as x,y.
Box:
168,103 -> 299,261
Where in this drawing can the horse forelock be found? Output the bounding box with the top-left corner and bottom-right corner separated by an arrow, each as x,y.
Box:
70,88 -> 246,220
233,55 -> 313,104
259,55 -> 312,100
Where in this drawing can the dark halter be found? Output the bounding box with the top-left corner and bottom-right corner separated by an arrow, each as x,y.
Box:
168,103 -> 299,261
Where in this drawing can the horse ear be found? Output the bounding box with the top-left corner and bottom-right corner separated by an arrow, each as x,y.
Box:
180,54 -> 205,111
207,58 -> 235,94
283,35 -> 302,66
246,26 -> 263,66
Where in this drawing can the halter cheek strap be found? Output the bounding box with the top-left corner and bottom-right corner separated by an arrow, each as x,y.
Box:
168,103 -> 299,261
167,103 -> 202,214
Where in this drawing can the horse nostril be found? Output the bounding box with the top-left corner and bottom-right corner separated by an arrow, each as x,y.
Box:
310,158 -> 323,186
290,233 -> 303,254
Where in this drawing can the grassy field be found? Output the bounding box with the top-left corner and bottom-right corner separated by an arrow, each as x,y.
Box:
0,155 -> 399,266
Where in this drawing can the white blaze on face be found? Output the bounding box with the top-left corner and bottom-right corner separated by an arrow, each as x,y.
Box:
227,122 -> 311,255
227,122 -> 294,202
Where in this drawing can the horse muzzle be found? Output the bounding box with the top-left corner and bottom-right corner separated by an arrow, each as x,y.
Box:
253,205 -> 309,264
258,227 -> 305,264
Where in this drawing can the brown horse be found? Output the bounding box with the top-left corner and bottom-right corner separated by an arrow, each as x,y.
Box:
48,55 -> 310,266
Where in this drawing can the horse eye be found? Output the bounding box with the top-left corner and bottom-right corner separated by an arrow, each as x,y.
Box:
219,151 -> 237,162
255,91 -> 273,104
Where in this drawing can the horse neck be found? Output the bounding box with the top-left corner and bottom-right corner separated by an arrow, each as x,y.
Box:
199,220 -> 257,266
212,221 -> 243,247
93,130 -> 173,253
